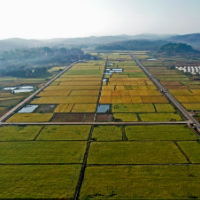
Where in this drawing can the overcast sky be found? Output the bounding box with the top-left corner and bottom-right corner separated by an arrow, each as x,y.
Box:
0,0 -> 200,39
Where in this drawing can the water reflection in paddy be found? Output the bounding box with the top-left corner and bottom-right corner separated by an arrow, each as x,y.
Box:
97,104 -> 110,113
18,105 -> 38,113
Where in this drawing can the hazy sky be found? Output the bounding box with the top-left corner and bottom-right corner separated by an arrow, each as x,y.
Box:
0,0 -> 200,39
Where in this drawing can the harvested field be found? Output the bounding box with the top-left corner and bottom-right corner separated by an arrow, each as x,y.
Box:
52,113 -> 84,122
96,114 -> 113,122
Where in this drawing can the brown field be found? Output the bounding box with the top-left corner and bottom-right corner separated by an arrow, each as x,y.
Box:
96,114 -> 113,122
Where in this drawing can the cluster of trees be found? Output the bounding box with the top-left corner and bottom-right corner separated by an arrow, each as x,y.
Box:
0,47 -> 93,78
157,43 -> 199,55
1,47 -> 84,61
95,40 -> 168,51
1,67 -> 49,78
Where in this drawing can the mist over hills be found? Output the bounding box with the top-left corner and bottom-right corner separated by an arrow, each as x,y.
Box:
0,34 -> 176,52
167,33 -> 200,44
1,33 -> 200,52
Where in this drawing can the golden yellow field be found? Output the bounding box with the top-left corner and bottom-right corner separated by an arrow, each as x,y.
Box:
71,104 -> 96,113
7,113 -> 53,122
31,96 -> 98,104
59,81 -> 101,86
38,90 -> 71,97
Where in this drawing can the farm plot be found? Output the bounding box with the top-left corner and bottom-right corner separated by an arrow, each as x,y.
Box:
112,104 -> 155,113
92,125 -> 122,141
69,90 -> 99,96
0,165 -> 81,199
71,104 -> 97,113
154,104 -> 176,112
0,125 -> 42,141
174,96 -> 200,103
44,85 -> 101,90
80,165 -> 200,199
6,113 -> 53,122
108,53 -> 133,61
178,141 -> 200,163
34,104 -> 56,113
96,114 -> 113,122
54,104 -> 74,113
0,141 -> 87,164
31,96 -> 98,104
52,113 -> 95,122
139,113 -> 183,121
37,125 -> 91,140
125,125 -> 197,140
0,107 -> 8,116
113,113 -> 138,122
37,90 -> 71,96
183,103 -> 200,111
59,81 -> 101,86
141,96 -> 169,103
87,141 -> 187,164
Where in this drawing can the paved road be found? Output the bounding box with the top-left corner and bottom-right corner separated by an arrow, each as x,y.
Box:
129,52 -> 200,129
0,63 -> 76,123
0,121 -> 189,126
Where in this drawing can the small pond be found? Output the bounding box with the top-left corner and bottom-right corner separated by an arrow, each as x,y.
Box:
97,104 -> 110,113
18,105 -> 38,113
147,58 -> 157,61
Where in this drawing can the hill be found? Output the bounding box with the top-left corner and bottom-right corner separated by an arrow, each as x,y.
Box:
95,40 -> 168,51
167,34 -> 200,49
0,34 -> 176,52
158,43 -> 199,55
